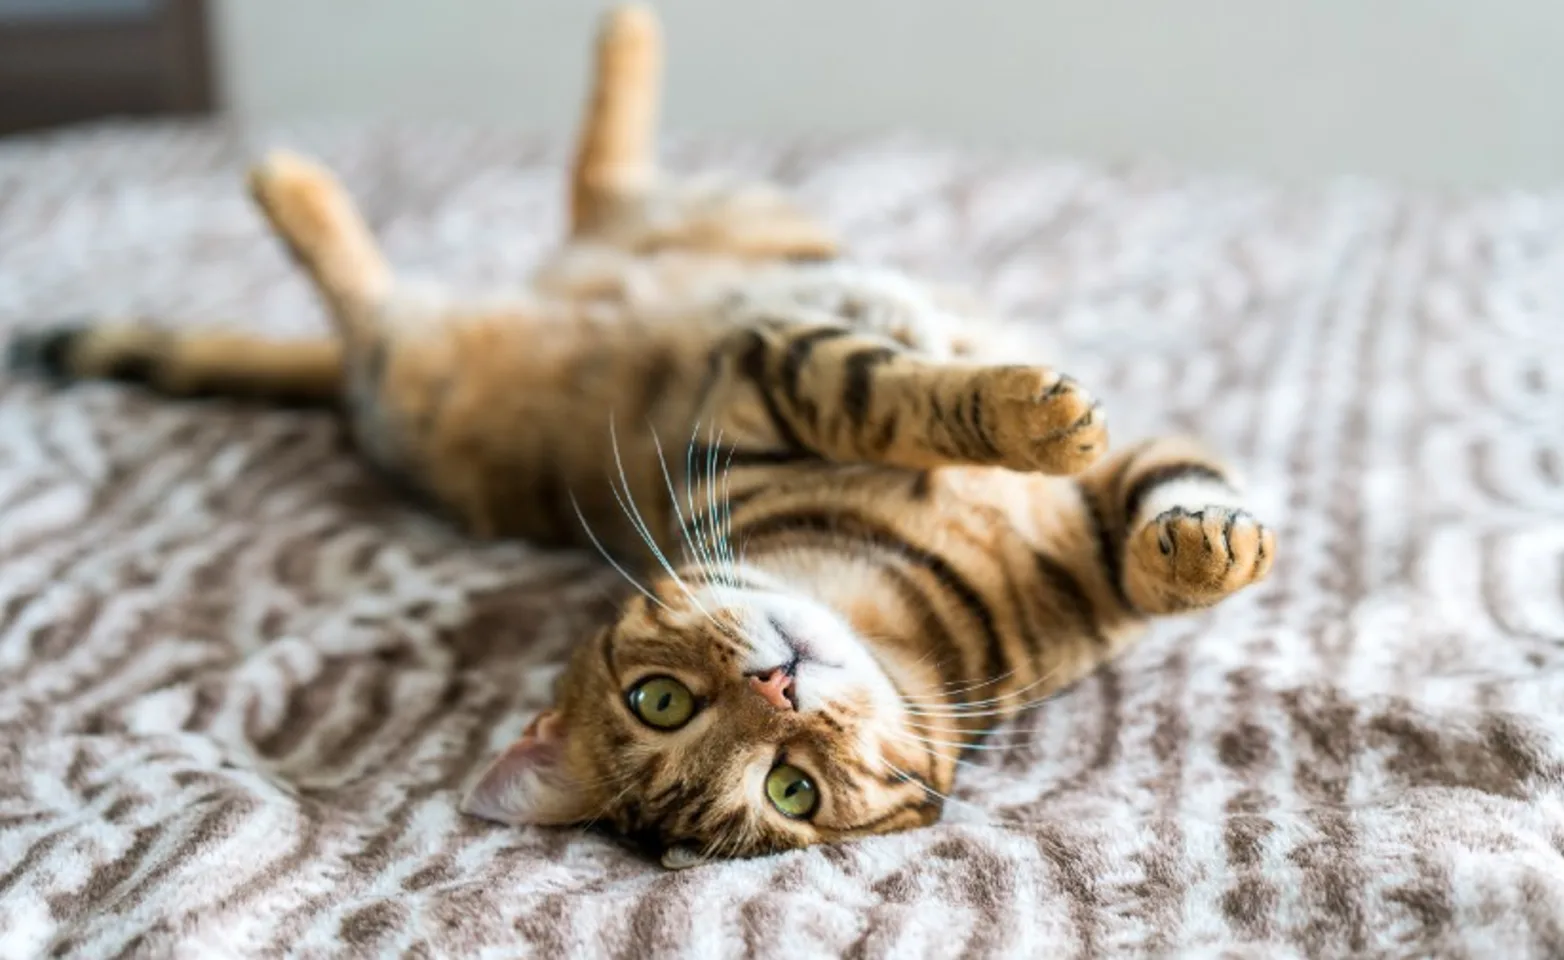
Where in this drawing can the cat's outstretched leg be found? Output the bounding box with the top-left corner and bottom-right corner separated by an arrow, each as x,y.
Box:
7,150 -> 385,404
247,150 -> 395,345
1074,437 -> 1275,615
570,3 -> 662,233
706,318 -> 1108,475
7,324 -> 343,406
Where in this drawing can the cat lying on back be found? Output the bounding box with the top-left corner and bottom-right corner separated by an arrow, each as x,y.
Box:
8,4 -> 1274,868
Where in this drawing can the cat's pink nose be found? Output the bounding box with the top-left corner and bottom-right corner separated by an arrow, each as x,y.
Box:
749,668 -> 796,711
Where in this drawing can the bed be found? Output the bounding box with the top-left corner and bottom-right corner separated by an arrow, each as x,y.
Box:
1,121 -> 1561,958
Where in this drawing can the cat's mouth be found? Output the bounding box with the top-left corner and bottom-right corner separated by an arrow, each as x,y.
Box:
720,589 -> 883,713
744,617 -> 834,711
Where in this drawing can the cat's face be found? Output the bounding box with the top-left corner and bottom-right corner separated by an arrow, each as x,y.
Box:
461,577 -> 946,866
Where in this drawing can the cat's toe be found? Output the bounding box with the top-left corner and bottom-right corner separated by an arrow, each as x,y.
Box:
1132,506 -> 1274,606
983,368 -> 1108,474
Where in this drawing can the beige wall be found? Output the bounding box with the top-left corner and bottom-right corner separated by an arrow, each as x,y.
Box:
212,0 -> 1564,189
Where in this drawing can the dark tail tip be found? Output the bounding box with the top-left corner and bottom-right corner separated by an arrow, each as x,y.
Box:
7,324 -> 87,380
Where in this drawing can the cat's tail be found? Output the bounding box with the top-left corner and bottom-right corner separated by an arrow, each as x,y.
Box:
7,322 -> 343,407
570,3 -> 662,232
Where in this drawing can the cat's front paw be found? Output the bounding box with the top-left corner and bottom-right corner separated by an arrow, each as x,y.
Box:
1127,506 -> 1274,611
981,368 -> 1108,474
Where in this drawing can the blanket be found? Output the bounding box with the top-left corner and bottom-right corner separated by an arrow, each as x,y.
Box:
1,121 -> 1561,959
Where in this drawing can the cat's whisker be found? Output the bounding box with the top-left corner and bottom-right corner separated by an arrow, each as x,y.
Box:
680,422 -> 719,570
849,629 -> 981,696
889,728 -> 1032,753
902,697 -> 1058,720
713,439 -> 744,589
932,669 -> 1019,698
903,703 -> 1057,724
897,677 -> 1020,706
877,757 -> 987,815
855,614 -> 971,703
719,443 -> 742,581
608,415 -> 720,622
607,418 -> 686,580
894,725 -> 1038,747
702,429 -> 745,593
909,665 -> 1051,704
680,422 -> 731,594
711,822 -> 747,863
657,429 -> 756,649
605,478 -> 713,619
894,747 -> 1013,784
883,659 -> 1022,703
899,667 -> 1065,717
701,424 -> 739,588
896,721 -> 1035,743
887,647 -> 945,685
579,768 -> 645,832
569,490 -> 672,613
900,685 -> 1039,710
899,716 -> 1034,737
887,738 -> 1011,770
647,426 -> 750,646
679,427 -> 716,578
605,474 -> 674,579
650,422 -> 731,602
688,807 -> 747,865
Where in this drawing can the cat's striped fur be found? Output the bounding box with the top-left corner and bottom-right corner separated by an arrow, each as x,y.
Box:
6,5 -> 1273,866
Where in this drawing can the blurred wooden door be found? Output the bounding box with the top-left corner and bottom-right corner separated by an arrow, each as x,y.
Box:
0,0 -> 212,135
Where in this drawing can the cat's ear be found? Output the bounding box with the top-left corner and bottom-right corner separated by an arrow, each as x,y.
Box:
460,710 -> 592,826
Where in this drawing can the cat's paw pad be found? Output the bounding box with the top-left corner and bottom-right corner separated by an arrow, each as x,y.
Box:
1130,506 -> 1274,605
982,368 -> 1107,474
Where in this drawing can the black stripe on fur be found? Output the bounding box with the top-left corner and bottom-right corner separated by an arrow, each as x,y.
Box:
735,507 -> 1010,695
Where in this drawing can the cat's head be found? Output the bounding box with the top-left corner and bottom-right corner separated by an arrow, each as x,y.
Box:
461,576 -> 946,866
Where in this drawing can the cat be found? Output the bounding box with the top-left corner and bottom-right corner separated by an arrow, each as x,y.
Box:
7,4 -> 1274,869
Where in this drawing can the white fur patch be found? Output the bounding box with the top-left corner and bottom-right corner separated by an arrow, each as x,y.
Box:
691,582 -> 902,716
1130,475 -> 1245,531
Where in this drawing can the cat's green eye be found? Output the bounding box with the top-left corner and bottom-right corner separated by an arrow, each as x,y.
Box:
765,763 -> 819,819
627,676 -> 697,730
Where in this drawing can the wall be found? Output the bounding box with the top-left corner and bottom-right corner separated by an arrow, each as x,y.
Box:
0,0 -> 157,18
211,0 -> 1564,189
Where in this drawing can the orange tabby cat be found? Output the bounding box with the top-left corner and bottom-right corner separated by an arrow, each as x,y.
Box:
8,5 -> 1273,867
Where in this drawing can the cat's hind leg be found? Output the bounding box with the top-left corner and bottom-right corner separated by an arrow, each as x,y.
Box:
7,323 -> 342,407
8,151 -> 385,405
570,3 -> 662,233
247,151 -> 395,346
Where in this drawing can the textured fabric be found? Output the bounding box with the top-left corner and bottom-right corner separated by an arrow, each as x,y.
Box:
1,120 -> 1562,959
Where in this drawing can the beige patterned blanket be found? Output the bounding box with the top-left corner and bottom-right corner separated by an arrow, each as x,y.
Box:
1,122 -> 1561,959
